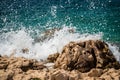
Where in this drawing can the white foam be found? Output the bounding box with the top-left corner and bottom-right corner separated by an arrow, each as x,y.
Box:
0,26 -> 119,61
50,6 -> 57,18
108,43 -> 120,62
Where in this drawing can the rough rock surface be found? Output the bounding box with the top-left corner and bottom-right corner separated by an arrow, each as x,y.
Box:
0,56 -> 46,80
55,40 -> 120,72
0,40 -> 120,80
47,53 -> 59,63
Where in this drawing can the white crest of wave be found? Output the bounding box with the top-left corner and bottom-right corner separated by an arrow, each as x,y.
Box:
0,26 -> 119,61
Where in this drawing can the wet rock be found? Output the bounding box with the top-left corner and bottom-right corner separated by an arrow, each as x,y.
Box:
54,40 -> 119,72
21,48 -> 29,53
47,53 -> 59,63
35,28 -> 61,42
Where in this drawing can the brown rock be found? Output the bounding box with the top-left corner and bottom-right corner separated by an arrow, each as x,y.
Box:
21,48 -> 29,53
0,70 -> 8,80
0,56 -> 46,80
55,72 -> 68,80
69,70 -> 82,79
13,74 -> 24,80
88,68 -> 103,77
50,70 -> 69,80
114,77 -> 120,80
83,77 -> 105,80
6,57 -> 45,72
54,40 -> 119,72
0,57 -> 8,69
47,53 -> 59,63
0,69 -> 14,80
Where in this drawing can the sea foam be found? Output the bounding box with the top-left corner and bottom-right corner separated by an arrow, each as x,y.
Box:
0,26 -> 120,61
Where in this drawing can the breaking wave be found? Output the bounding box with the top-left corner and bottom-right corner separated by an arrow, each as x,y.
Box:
0,26 -> 119,62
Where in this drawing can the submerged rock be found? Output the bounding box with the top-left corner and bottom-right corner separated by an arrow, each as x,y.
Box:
54,40 -> 120,72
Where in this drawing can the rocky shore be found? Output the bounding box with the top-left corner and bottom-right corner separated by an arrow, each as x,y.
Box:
0,40 -> 120,80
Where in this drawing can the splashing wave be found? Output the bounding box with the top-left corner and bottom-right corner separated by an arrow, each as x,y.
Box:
0,26 -> 119,61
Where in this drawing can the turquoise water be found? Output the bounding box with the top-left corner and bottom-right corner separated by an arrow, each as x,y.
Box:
0,0 -> 120,42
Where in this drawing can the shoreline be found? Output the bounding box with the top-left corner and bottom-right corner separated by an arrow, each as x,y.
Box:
0,40 -> 120,80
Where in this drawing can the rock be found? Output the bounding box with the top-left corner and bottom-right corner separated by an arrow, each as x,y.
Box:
0,57 -> 9,69
50,69 -> 69,80
0,70 -> 8,80
30,78 -> 41,80
88,68 -> 103,77
0,56 -> 46,80
54,40 -> 119,72
100,68 -> 120,80
0,69 -> 14,80
13,74 -> 24,80
47,53 -> 59,63
21,48 -> 29,53
69,70 -> 82,80
54,72 -> 68,80
54,41 -> 96,72
6,57 -> 45,72
83,77 -> 105,80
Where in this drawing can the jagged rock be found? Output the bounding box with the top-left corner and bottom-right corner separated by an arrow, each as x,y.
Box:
47,53 -> 59,63
0,57 -> 9,69
50,71 -> 69,80
0,56 -> 46,80
100,68 -> 120,80
54,40 -> 119,72
88,68 -> 103,77
6,57 -> 45,72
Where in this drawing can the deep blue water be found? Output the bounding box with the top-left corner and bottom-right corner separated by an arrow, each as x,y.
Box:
0,0 -> 120,42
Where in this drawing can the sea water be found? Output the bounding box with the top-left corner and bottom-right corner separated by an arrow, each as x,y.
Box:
0,0 -> 120,61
